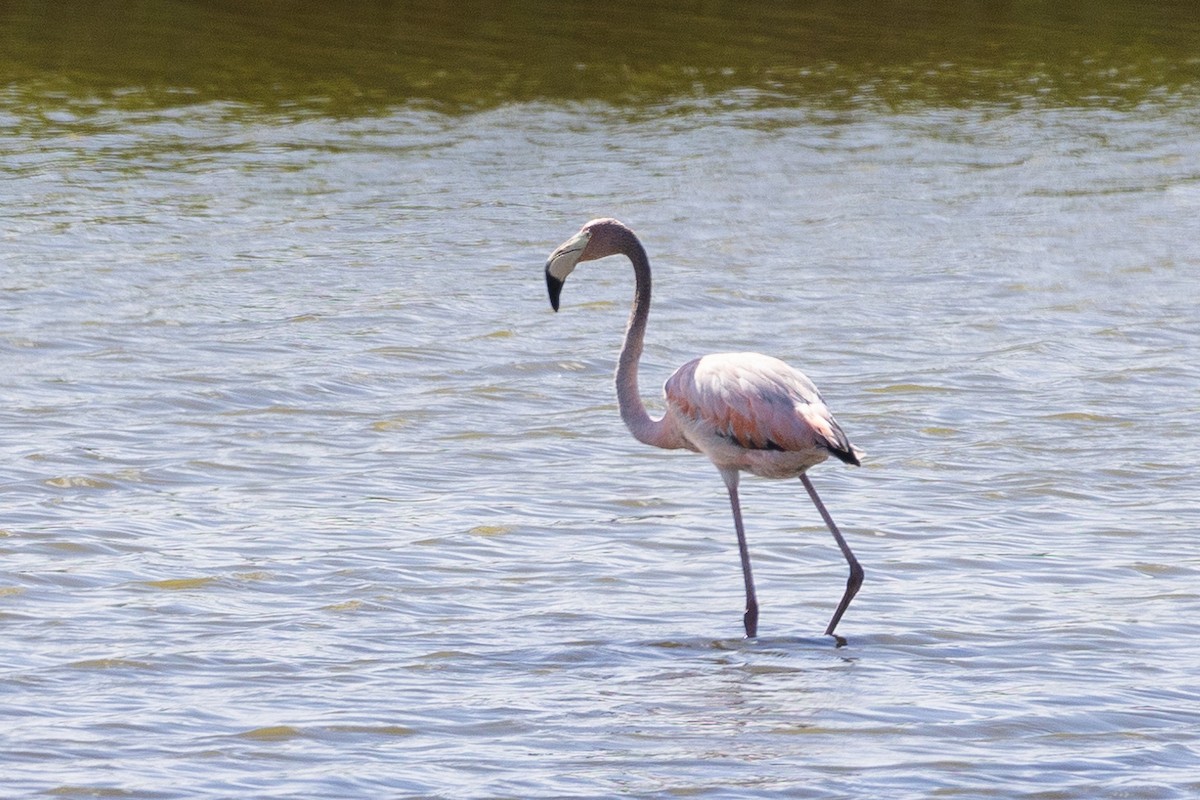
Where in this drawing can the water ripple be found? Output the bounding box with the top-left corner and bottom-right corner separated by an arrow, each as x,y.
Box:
3,95 -> 1199,799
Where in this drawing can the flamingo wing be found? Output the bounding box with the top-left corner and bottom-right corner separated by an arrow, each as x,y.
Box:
665,352 -> 859,466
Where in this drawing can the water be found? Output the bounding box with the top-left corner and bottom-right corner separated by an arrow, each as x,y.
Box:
3,2 -> 1200,798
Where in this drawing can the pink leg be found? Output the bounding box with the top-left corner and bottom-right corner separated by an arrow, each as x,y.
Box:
801,473 -> 863,638
721,469 -> 758,638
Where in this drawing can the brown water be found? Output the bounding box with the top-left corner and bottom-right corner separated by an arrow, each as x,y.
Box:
3,2 -> 1200,798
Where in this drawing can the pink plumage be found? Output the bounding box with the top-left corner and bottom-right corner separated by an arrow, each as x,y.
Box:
545,218 -> 865,641
664,352 -> 860,478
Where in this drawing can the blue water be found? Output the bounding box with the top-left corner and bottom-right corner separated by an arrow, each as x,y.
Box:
3,96 -> 1199,797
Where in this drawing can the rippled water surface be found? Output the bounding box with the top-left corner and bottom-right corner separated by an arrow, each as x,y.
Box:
3,3 -> 1200,798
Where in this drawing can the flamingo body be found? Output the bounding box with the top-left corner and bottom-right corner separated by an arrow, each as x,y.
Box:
544,218 -> 865,640
664,352 -> 859,480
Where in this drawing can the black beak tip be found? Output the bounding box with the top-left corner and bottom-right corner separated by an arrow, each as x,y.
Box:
546,272 -> 563,312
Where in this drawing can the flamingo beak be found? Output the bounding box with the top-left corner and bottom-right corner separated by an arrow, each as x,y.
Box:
544,229 -> 591,312
546,272 -> 565,312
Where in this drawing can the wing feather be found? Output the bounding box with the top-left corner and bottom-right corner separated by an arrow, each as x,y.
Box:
665,352 -> 858,464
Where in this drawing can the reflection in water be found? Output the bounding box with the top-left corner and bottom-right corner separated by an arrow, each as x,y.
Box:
2,0 -> 1200,115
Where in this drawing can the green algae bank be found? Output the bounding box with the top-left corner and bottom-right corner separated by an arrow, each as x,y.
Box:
2,2 -> 1199,798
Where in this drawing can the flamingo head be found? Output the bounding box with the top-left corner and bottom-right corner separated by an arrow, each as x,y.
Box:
544,218 -> 631,311
544,228 -> 589,311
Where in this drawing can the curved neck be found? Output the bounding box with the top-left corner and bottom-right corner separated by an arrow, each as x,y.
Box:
614,231 -> 679,449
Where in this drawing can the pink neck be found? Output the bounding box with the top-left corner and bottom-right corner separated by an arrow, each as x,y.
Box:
612,228 -> 681,450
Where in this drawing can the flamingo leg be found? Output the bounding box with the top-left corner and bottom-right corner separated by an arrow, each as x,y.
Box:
800,473 -> 863,638
721,468 -> 758,638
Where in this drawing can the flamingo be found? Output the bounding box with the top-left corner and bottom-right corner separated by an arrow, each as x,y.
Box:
544,218 -> 865,640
